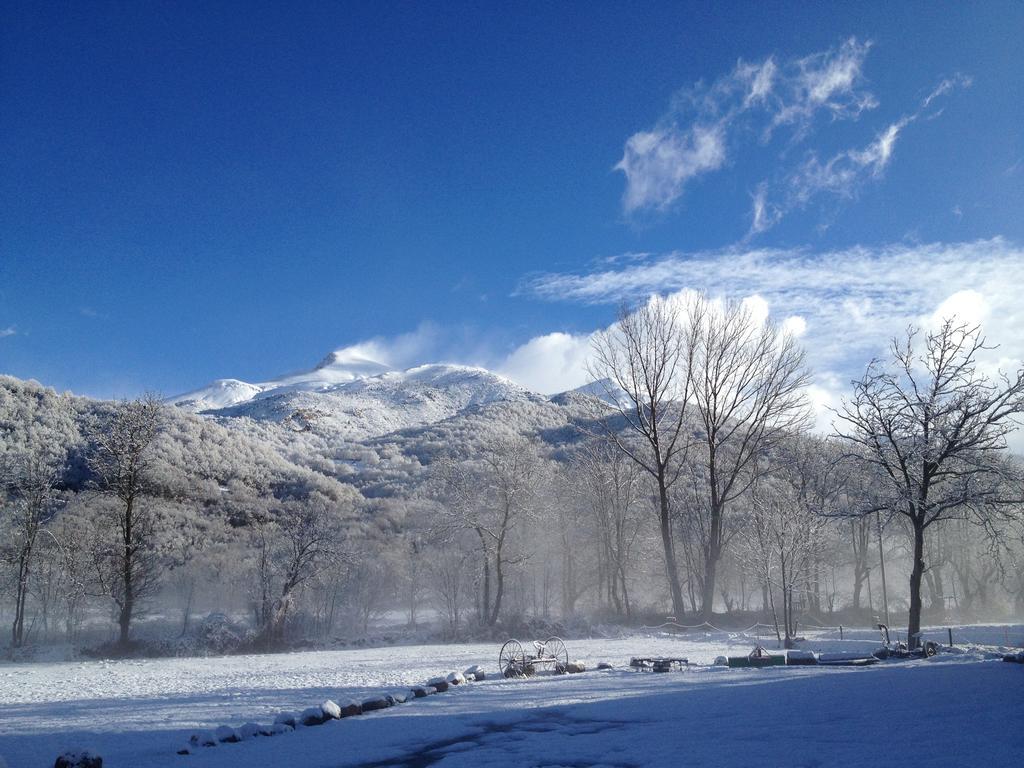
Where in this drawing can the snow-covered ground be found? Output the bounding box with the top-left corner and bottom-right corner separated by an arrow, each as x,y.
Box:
1,625 -> 1021,768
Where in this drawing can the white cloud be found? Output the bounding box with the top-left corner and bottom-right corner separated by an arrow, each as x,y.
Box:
497,331 -> 596,394
620,37 -> 970,230
753,74 -> 971,234
782,315 -> 808,337
772,38 -> 876,130
619,37 -> 879,214
520,238 -> 1024,420
616,124 -> 726,212
0,326 -> 15,339
926,289 -> 990,331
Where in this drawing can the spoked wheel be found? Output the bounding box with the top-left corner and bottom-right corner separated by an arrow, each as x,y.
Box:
545,636 -> 569,672
499,639 -> 527,678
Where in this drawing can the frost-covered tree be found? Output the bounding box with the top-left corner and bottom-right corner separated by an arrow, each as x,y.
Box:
836,320 -> 1024,647
432,435 -> 542,626
86,395 -> 167,647
589,295 -> 704,620
570,439 -> 646,618
247,495 -> 350,646
688,299 -> 809,620
1,393 -> 78,646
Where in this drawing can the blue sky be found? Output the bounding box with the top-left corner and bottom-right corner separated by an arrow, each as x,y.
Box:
1,1 -> 1022,404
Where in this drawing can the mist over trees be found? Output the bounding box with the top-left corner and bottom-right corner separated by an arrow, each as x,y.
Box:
1,301 -> 1023,660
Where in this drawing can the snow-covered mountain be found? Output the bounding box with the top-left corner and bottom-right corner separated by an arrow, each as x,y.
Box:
165,379 -> 265,412
168,352 -> 544,441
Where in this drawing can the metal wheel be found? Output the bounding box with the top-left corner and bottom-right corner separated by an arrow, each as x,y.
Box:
544,636 -> 569,670
499,639 -> 527,678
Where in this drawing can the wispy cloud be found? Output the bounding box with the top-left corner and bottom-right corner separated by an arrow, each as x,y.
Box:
616,38 -> 970,234
753,73 -> 972,234
0,326 -> 15,339
616,37 -> 876,214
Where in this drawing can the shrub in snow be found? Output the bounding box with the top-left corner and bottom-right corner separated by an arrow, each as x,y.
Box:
446,671 -> 466,685
53,751 -> 102,768
273,711 -> 298,728
361,696 -> 391,712
188,731 -> 218,748
320,700 -> 342,720
238,722 -> 262,740
195,612 -> 248,655
300,706 -> 326,726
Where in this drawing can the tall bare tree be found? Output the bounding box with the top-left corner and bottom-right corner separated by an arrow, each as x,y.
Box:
87,395 -> 164,648
590,295 -> 704,620
836,320 -> 1024,647
690,300 -> 809,619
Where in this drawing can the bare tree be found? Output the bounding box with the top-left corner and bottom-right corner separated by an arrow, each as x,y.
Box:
421,534 -> 468,639
741,477 -> 827,646
249,496 -> 346,646
432,435 -> 540,626
589,295 -> 704,620
836,320 -> 1024,647
689,299 -> 810,619
2,443 -> 69,647
571,439 -> 646,618
87,395 -> 164,648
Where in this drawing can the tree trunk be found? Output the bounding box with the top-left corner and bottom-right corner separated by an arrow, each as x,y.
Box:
657,480 -> 686,620
12,551 -> 30,648
476,528 -> 490,626
700,505 -> 722,622
907,518 -> 926,649
119,497 -> 135,648
489,535 -> 505,626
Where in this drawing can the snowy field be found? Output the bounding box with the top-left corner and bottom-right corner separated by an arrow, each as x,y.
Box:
1,624 -> 1022,768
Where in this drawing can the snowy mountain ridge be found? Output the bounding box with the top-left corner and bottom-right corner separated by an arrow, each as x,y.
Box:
167,352 -> 556,441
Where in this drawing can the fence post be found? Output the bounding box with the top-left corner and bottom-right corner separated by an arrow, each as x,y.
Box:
947,627 -> 953,647
840,625 -> 844,641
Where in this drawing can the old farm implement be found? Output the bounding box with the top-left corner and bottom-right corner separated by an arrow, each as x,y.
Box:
872,624 -> 939,660
499,637 -> 569,677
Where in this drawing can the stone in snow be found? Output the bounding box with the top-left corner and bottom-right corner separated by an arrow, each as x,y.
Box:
300,706 -> 326,726
361,696 -> 391,712
189,731 -> 217,748
238,722 -> 262,740
273,711 -> 298,728
53,752 -> 102,768
320,699 -> 342,719
215,725 -> 240,743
